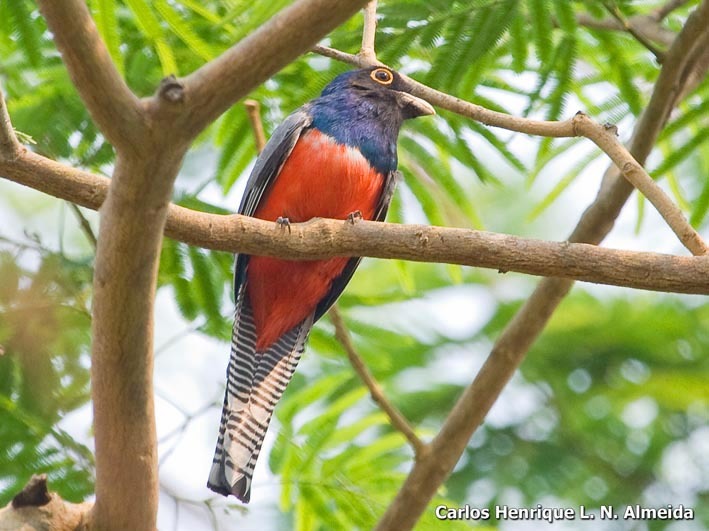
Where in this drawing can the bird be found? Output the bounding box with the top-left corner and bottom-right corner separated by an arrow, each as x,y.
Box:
207,66 -> 435,502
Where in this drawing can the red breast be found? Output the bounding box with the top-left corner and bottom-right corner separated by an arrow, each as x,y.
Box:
248,129 -> 385,350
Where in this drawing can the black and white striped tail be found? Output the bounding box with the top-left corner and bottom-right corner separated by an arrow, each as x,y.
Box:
208,286 -> 313,502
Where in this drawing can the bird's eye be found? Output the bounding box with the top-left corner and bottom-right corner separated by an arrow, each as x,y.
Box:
370,68 -> 394,85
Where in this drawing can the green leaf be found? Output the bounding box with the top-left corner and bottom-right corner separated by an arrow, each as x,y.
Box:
124,0 -> 178,74
528,0 -> 553,65
509,7 -> 529,72
528,149 -> 600,221
6,0 -> 43,68
652,126 -> 709,179
90,0 -> 124,75
553,0 -> 577,34
690,153 -> 709,227
154,0 -> 215,61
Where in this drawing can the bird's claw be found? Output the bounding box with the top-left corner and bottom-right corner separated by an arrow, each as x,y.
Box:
346,210 -> 363,224
276,216 -> 291,234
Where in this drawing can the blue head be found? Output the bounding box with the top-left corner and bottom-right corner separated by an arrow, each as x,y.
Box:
309,67 -> 434,174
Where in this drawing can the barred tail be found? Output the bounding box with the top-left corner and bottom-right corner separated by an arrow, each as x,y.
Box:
208,287 -> 312,502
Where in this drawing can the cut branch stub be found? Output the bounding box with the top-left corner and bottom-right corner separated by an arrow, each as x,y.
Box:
11,475 -> 51,509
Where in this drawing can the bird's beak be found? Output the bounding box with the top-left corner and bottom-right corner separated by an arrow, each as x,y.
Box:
395,91 -> 436,119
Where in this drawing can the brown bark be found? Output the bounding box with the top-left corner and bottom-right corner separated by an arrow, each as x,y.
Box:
2,151 -> 709,294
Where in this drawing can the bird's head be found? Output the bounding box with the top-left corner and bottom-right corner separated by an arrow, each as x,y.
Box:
310,66 -> 434,174
320,66 -> 435,121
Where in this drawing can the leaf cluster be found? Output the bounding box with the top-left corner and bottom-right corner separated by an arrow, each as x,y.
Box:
0,243 -> 94,504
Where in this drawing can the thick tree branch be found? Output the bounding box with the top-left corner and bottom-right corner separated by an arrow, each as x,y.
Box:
329,306 -> 426,455
374,2 -> 709,529
153,0 -> 371,142
36,0 -> 144,154
3,150 -> 709,295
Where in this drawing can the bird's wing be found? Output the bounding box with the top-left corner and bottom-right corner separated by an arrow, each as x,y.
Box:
209,107 -> 313,502
313,169 -> 401,320
233,106 -> 313,290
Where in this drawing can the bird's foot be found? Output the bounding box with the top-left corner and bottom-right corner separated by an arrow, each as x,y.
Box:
346,210 -> 363,225
276,216 -> 291,234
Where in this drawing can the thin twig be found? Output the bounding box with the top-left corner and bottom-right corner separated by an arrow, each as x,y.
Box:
655,0 -> 692,21
329,306 -> 426,456
160,483 -> 224,530
158,401 -> 215,466
0,88 -> 21,159
572,113 -> 708,256
573,14 -> 675,46
155,319 -> 206,357
602,1 -> 666,60
359,1 -> 379,63
314,44 -> 577,137
69,203 -> 97,249
244,100 -> 267,153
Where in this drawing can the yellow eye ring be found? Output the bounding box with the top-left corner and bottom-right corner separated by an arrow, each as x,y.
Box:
370,68 -> 394,85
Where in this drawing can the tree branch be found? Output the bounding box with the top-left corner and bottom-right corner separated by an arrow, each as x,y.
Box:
3,151 -> 709,294
374,2 -> 709,528
655,0 -> 693,21
315,44 -> 578,136
358,1 -> 380,63
329,306 -> 426,455
0,475 -> 91,530
36,0 -> 144,154
602,2 -> 666,59
155,0 -> 371,142
574,14 -> 675,46
0,88 -> 21,159
69,203 -> 98,250
244,100 -> 267,153
572,113 -> 707,256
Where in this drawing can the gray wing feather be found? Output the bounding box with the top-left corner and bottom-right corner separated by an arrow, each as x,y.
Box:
233,107 -> 312,291
238,106 -> 313,216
